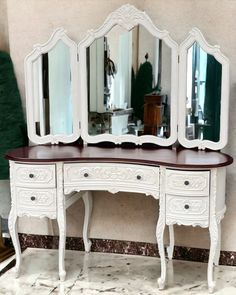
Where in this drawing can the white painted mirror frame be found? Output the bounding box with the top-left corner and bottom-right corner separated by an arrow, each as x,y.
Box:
78,4 -> 179,146
24,28 -> 80,144
178,27 -> 230,150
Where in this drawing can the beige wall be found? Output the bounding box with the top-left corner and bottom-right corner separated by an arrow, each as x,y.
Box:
0,0 -> 9,51
5,0 -> 236,251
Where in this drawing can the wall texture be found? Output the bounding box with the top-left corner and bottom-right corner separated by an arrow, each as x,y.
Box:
0,0 -> 9,51
5,0 -> 236,251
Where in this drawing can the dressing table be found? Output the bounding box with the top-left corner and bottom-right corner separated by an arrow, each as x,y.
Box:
6,4 -> 233,293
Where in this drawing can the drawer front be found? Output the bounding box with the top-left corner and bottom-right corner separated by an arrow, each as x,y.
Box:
15,164 -> 56,188
165,169 -> 210,196
166,194 -> 209,227
64,163 -> 159,194
16,187 -> 56,217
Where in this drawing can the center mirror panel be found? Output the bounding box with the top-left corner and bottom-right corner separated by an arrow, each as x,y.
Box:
79,4 -> 178,146
87,25 -> 172,138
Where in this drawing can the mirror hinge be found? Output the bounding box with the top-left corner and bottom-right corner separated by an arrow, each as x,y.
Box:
77,53 -> 79,62
178,55 -> 180,63
79,121 -> 81,129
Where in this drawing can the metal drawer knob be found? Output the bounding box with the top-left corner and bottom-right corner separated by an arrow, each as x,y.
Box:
184,204 -> 190,209
84,173 -> 89,178
137,175 -> 141,180
29,173 -> 34,178
184,180 -> 189,186
31,196 -> 36,201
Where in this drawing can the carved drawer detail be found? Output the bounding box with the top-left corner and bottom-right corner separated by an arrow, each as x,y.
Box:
64,163 -> 160,197
165,169 -> 210,196
166,194 -> 209,227
16,187 -> 56,218
15,163 -> 56,188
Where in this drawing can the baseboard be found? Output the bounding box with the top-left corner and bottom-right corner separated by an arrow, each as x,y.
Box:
10,233 -> 235,267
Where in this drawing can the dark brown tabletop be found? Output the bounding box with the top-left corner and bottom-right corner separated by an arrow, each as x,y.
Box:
5,145 -> 233,168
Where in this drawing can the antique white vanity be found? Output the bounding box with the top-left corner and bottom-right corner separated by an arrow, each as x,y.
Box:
5,4 -> 233,293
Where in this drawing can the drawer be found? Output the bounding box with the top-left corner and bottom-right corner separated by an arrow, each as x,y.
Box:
165,169 -> 210,196
16,187 -> 57,217
166,194 -> 209,227
14,163 -> 56,188
64,163 -> 159,195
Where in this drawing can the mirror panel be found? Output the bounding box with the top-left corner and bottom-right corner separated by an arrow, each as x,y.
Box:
87,24 -> 172,139
79,4 -> 178,146
178,27 -> 229,150
185,42 -> 222,142
25,28 -> 79,144
32,40 -> 73,137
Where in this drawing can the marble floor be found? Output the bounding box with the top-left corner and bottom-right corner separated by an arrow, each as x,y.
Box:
0,248 -> 236,294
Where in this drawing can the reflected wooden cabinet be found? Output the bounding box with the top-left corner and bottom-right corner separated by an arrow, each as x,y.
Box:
143,94 -> 166,136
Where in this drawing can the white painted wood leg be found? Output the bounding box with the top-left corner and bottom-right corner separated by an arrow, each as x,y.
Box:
167,225 -> 174,260
208,217 -> 219,293
82,191 -> 93,252
8,209 -> 21,278
156,218 -> 166,290
57,163 -> 66,281
214,223 -> 221,266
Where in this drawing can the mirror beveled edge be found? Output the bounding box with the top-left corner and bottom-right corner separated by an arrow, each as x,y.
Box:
24,27 -> 80,144
78,4 -> 179,146
178,27 -> 229,150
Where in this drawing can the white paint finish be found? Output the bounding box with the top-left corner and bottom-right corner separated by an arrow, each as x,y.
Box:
14,163 -> 56,188
64,162 -> 160,198
178,28 -> 229,150
78,4 -> 179,146
5,0 -> 235,253
24,28 -> 80,144
165,169 -> 210,196
9,159 -> 227,290
156,166 -> 226,292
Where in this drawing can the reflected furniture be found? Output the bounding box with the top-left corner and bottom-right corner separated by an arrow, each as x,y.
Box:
6,4 -> 232,294
143,93 -> 165,136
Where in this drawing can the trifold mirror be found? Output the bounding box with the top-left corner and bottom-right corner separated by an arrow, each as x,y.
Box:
24,4 -> 229,150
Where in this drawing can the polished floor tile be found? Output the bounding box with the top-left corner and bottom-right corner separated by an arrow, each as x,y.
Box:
0,248 -> 236,294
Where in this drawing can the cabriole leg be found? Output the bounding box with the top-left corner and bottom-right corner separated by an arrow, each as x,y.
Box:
208,217 -> 219,293
214,223 -> 221,266
8,209 -> 21,278
57,163 -> 66,281
156,215 -> 167,290
82,191 -> 93,252
167,225 -> 174,260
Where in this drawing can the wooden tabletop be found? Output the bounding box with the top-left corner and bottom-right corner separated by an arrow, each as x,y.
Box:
5,145 -> 233,168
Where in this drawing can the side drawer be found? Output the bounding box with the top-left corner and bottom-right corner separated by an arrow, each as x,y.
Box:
16,187 -> 57,218
166,194 -> 209,227
14,163 -> 56,188
165,169 -> 210,196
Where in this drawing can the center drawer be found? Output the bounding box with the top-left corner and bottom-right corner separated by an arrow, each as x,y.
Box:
64,163 -> 159,193
165,169 -> 210,196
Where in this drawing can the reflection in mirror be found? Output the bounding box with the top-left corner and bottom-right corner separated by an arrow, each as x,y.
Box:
186,42 -> 222,142
33,40 -> 73,137
87,25 -> 171,138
